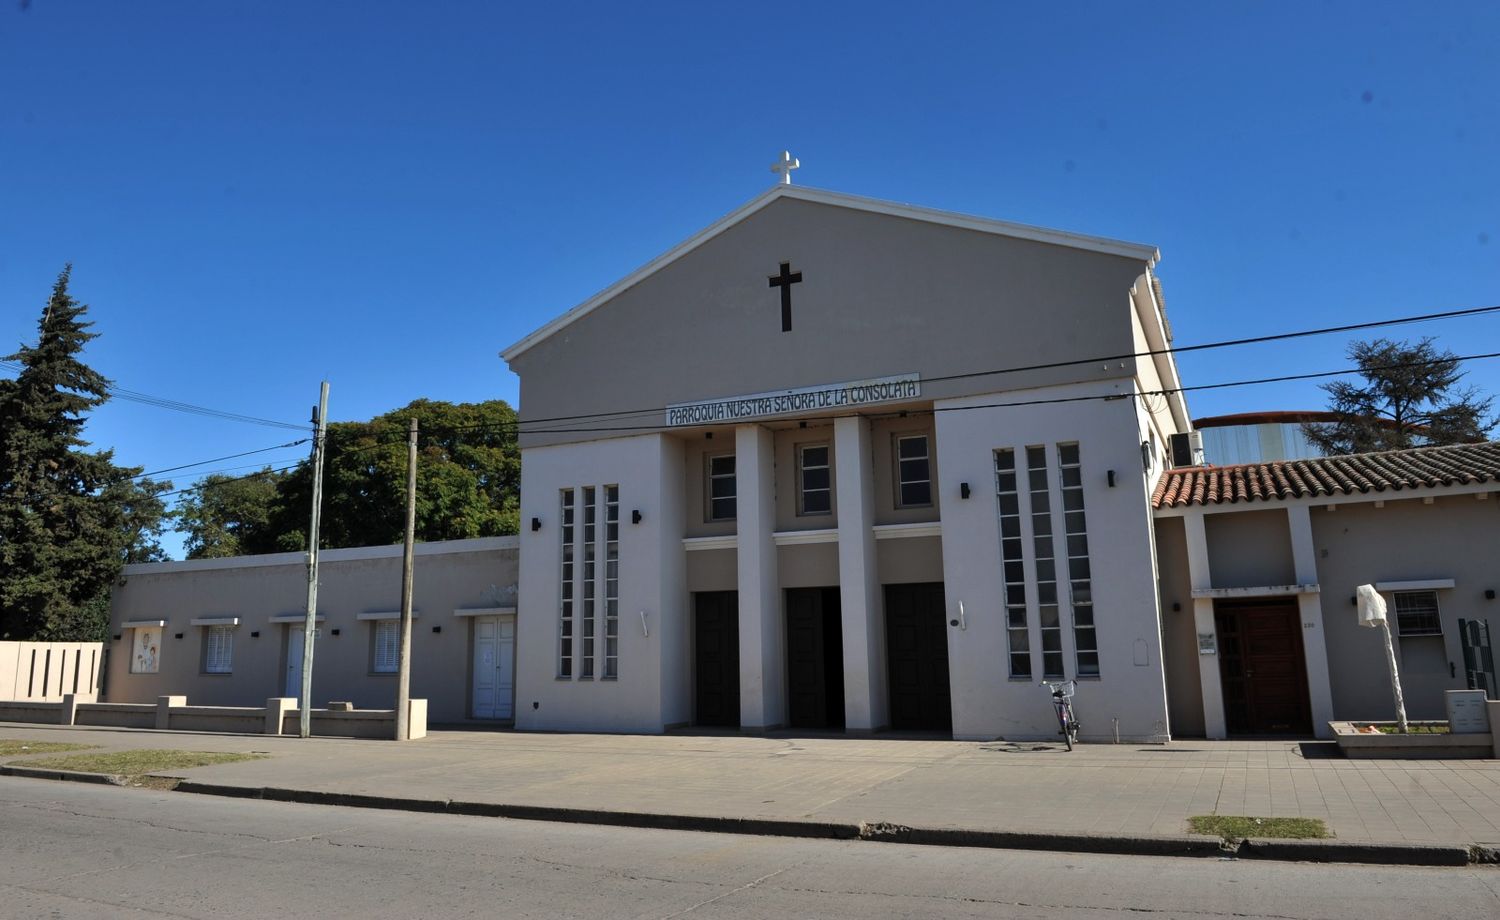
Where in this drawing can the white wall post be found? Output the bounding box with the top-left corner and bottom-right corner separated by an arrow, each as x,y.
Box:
265,697 -> 295,735
1183,513 -> 1227,739
736,425 -> 784,730
1286,504 -> 1335,739
834,416 -> 887,731
156,695 -> 185,731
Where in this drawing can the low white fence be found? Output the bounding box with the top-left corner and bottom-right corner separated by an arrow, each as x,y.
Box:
0,694 -> 426,740
0,642 -> 104,702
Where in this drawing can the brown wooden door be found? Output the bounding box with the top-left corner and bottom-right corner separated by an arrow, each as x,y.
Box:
694,592 -> 740,727
1215,600 -> 1312,735
786,587 -> 844,730
885,583 -> 952,732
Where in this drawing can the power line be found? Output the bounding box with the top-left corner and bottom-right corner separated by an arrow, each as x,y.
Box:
437,302 -> 1500,435
416,350 -> 1500,435
133,440 -> 309,479
0,359 -> 310,431
155,464 -> 302,500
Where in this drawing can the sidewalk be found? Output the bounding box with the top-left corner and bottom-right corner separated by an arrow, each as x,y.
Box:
3,722 -> 1499,860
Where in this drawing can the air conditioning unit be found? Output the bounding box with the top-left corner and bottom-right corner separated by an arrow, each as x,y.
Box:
1169,430 -> 1205,468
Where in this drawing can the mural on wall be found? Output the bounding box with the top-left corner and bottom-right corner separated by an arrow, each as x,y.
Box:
131,627 -> 161,674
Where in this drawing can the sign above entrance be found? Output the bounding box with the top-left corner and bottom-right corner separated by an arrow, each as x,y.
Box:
666,373 -> 921,428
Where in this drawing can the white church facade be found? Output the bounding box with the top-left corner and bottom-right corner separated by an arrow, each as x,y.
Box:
503,184 -> 1188,740
97,183 -> 1500,742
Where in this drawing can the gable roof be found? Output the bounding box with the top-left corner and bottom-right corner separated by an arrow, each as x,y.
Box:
1151,440 -> 1500,509
500,184 -> 1161,363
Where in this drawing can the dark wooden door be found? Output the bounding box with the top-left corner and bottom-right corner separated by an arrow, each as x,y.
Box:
786,587 -> 844,729
694,591 -> 740,727
884,583 -> 952,732
1215,600 -> 1312,735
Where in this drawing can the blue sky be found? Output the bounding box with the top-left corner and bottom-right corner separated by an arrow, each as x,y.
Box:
3,2 -> 1497,556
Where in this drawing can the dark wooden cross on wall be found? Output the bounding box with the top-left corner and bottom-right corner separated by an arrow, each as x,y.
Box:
768,261 -> 802,332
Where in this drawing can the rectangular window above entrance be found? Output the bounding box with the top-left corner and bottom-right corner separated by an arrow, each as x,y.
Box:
896,434 -> 932,508
798,444 -> 831,515
708,454 -> 736,521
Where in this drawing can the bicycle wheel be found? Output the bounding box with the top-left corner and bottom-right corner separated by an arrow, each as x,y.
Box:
1063,715 -> 1074,751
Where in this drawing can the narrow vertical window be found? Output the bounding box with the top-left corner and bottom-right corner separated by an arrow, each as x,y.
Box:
604,485 -> 620,678
558,488 -> 575,678
995,449 -> 1030,678
1058,443 -> 1098,677
204,626 -> 233,674
1027,446 -> 1064,679
896,435 -> 932,507
798,444 -> 831,515
372,620 -> 399,673
581,487 -> 596,678
708,455 -> 736,521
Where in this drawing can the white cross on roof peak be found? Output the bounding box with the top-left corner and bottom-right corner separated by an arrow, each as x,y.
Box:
770,150 -> 800,185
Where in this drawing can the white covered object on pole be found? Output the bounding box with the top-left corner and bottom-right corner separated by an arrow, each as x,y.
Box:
1356,584 -> 1409,733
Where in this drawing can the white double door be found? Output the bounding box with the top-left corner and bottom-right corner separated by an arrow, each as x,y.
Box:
471,616 -> 515,720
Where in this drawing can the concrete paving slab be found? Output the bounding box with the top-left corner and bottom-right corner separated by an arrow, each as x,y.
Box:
3,722 -> 1499,859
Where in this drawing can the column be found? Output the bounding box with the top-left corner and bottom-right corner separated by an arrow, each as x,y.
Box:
835,416 -> 886,732
1183,513 -> 1227,739
1286,504 -> 1335,739
735,425 -> 784,730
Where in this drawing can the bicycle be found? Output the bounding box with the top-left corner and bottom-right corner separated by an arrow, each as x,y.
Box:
1042,680 -> 1080,750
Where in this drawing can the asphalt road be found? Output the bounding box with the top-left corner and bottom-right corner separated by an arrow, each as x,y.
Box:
2,777 -> 1498,919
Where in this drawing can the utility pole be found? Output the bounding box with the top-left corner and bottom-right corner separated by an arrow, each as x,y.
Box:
395,416 -> 418,741
299,381 -> 330,739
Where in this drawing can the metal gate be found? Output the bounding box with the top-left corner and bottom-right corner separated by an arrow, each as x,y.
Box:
1458,618 -> 1497,699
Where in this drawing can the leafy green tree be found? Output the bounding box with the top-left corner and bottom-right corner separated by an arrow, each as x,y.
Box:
0,267 -> 172,640
1302,338 -> 1496,455
173,468 -> 289,559
174,399 -> 520,554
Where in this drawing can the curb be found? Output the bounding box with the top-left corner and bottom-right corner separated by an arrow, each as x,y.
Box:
11,771 -> 1487,867
856,821 -> 1228,858
0,764 -> 125,787
173,782 -> 862,841
1236,837 -> 1472,867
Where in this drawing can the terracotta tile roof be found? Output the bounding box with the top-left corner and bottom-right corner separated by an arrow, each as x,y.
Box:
1151,441 -> 1500,509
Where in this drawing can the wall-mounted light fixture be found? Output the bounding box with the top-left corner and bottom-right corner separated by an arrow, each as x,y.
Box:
1141,440 -> 1152,472
250,631 -> 260,638
174,633 -> 184,640
432,625 -> 442,634
531,517 -> 542,532
1487,589 -> 1496,600
1350,596 -> 1358,606
705,431 -> 713,440
1171,602 -> 1181,612
330,628 -> 341,637
960,482 -> 971,500
1107,470 -> 1117,488
632,509 -> 643,524
799,420 -> 807,429
112,634 -> 121,642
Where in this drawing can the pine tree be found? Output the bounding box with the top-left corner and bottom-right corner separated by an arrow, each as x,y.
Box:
1302,338 -> 1496,455
0,267 -> 170,640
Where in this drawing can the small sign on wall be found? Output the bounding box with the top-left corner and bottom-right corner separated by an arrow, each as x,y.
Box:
1197,632 -> 1217,655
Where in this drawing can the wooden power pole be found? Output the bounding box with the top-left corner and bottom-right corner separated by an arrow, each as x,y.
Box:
395,416 -> 418,741
299,381 -> 330,739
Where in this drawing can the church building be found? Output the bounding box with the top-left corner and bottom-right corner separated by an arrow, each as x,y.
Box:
504,182 -> 1188,740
